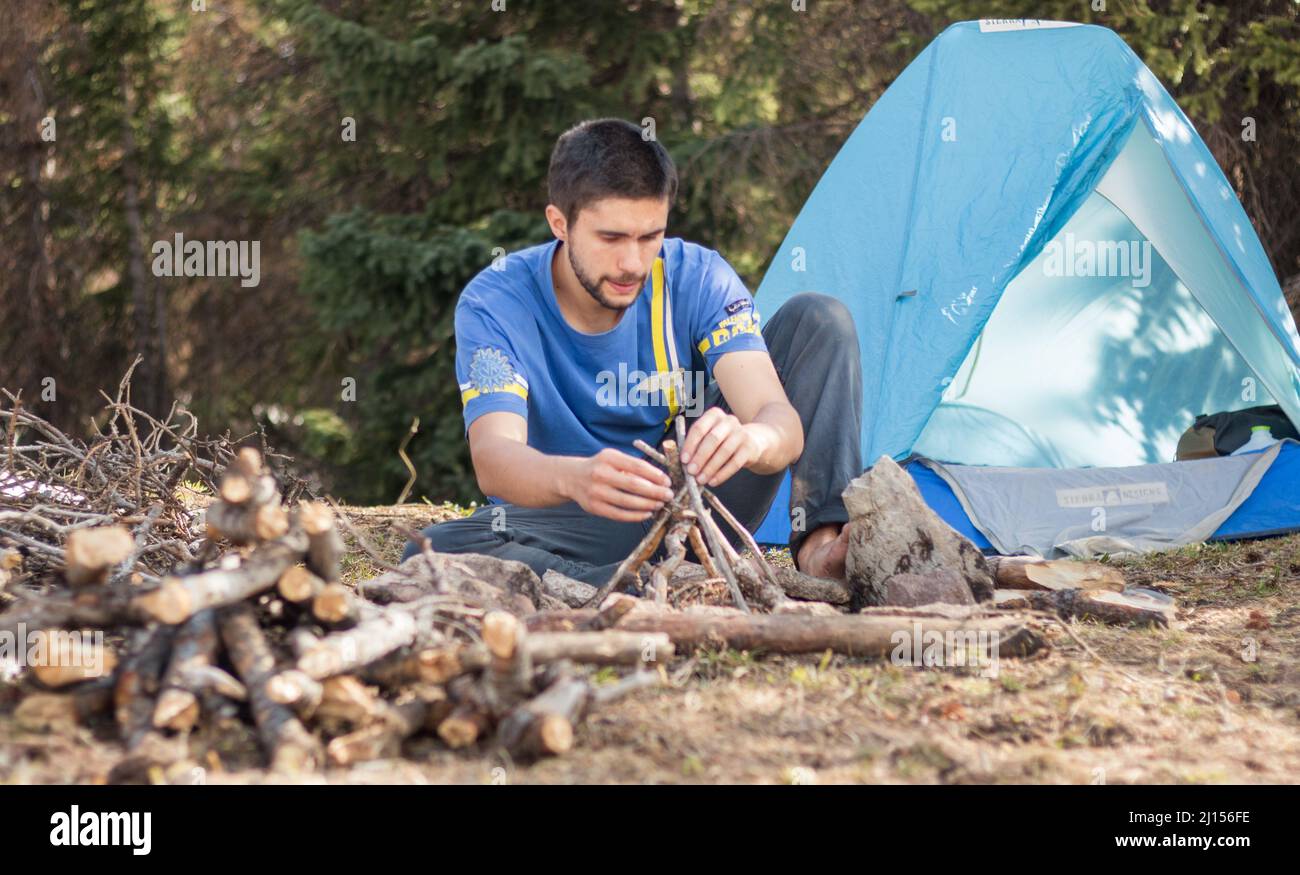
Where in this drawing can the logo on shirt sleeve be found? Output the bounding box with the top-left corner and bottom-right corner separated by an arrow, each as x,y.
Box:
696,308 -> 762,355
724,298 -> 753,315
461,346 -> 528,406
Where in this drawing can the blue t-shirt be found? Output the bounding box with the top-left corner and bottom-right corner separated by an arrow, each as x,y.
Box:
455,237 -> 766,460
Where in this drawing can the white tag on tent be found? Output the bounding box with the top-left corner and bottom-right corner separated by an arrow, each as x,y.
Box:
978,19 -> 1082,33
1055,481 -> 1170,508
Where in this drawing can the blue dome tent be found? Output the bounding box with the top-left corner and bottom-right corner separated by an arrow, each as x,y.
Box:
753,19 -> 1300,556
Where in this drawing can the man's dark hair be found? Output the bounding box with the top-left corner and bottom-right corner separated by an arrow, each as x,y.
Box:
548,119 -> 678,225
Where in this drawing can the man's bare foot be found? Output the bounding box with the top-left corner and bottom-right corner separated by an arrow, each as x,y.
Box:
796,523 -> 850,580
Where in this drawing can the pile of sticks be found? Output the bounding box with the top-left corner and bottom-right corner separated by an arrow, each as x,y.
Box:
0,360 -> 300,590
584,414 -> 789,612
3,446 -> 671,776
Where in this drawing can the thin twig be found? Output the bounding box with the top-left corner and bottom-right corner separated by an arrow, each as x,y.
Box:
675,415 -> 748,612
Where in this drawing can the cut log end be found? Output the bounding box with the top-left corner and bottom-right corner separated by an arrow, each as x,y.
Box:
266,670 -> 322,709
277,565 -> 323,603
133,577 -> 193,625
219,473 -> 252,504
327,724 -> 399,766
416,646 -> 475,684
64,526 -> 135,586
296,650 -> 337,679
536,714 -> 574,755
231,446 -> 265,479
437,705 -> 489,749
312,582 -> 357,625
482,611 -> 521,660
298,500 -> 335,536
254,504 -> 290,541
316,675 -> 384,725
299,501 -> 344,582
205,477 -> 286,546
152,689 -> 200,732
28,632 -> 118,688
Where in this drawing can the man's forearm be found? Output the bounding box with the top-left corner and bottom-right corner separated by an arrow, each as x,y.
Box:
744,401 -> 804,474
470,434 -> 582,507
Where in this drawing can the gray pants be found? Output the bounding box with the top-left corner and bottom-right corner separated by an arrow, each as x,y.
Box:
401,292 -> 863,584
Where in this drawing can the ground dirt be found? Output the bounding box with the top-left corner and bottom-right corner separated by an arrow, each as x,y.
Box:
3,502 -> 1297,785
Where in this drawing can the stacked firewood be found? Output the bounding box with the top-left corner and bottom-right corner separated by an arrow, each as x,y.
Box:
3,447 -> 683,775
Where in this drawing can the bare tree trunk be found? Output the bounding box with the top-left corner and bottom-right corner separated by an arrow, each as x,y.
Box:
120,67 -> 164,416
24,67 -> 53,324
5,14 -> 60,390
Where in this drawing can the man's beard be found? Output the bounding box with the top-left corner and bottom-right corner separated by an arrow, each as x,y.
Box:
567,242 -> 645,312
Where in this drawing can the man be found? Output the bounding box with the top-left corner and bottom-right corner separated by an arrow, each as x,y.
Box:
402,118 -> 862,586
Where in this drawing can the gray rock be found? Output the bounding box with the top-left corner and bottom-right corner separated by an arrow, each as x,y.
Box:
878,570 -> 974,607
842,455 -> 995,611
540,570 -> 598,608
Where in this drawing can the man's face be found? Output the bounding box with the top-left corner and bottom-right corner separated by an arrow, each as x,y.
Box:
560,197 -> 669,311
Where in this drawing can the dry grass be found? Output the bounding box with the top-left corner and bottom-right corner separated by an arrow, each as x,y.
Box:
2,504 -> 1297,785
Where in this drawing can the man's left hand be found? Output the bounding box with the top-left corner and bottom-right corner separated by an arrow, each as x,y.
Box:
679,407 -> 765,487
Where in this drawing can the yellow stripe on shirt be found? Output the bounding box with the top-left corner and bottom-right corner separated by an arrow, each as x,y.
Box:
460,382 -> 528,407
650,257 -> 679,425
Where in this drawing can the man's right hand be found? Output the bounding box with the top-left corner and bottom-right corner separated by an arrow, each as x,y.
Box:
565,448 -> 675,522
468,413 -> 673,520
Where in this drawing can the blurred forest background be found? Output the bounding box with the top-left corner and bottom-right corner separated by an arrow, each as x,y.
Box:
2,0 -> 1299,505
